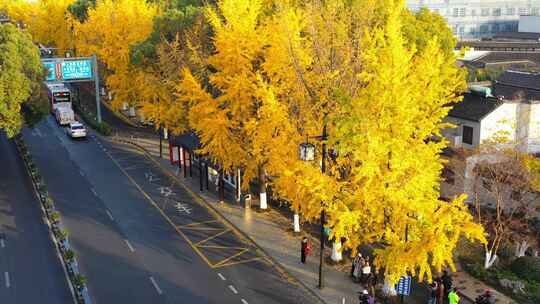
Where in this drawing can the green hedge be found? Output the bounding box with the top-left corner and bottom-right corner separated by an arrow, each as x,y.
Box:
511,257 -> 540,283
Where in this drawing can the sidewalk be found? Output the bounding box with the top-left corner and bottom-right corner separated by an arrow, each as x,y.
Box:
100,106 -> 516,304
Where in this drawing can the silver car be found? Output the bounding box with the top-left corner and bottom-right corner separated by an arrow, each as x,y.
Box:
66,122 -> 87,139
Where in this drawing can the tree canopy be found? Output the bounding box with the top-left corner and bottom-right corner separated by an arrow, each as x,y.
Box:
0,23 -> 44,136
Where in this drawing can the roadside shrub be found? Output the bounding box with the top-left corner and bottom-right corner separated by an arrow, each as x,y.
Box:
511,256 -> 540,282
73,100 -> 112,136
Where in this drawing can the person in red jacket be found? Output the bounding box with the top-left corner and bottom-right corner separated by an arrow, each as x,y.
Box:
300,237 -> 311,263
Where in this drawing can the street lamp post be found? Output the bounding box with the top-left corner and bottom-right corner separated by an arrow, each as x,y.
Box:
298,125 -> 328,290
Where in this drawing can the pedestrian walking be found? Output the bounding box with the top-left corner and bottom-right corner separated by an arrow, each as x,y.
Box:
428,281 -> 438,304
300,237 -> 311,264
448,287 -> 460,304
361,260 -> 372,284
351,252 -> 362,277
442,270 -> 453,298
435,277 -> 445,304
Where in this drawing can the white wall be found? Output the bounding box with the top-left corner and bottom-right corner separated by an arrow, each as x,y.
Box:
444,117 -> 482,148
480,102 -> 518,143
528,103 -> 540,154
519,15 -> 540,33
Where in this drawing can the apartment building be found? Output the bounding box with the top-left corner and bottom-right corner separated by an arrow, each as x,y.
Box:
407,0 -> 540,39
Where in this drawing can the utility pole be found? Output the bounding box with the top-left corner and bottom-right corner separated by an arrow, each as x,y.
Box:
92,54 -> 102,124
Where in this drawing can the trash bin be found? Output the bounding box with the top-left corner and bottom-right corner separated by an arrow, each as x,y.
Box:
241,194 -> 252,209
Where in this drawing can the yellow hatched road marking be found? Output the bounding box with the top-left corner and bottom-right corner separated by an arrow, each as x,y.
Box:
178,220 -> 220,228
194,229 -> 231,246
213,248 -> 249,268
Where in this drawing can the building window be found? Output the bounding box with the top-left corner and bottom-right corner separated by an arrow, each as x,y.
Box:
493,8 -> 501,16
460,8 -> 466,17
480,24 -> 489,33
506,8 -> 515,15
533,8 -> 540,16
519,7 -> 528,15
462,126 -> 474,144
481,8 -> 490,16
453,8 -> 459,17
504,23 -> 514,32
492,24 -> 500,33
459,26 -> 465,35
471,9 -> 476,17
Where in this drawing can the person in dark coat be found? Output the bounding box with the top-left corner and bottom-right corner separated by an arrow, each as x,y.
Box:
300,237 -> 310,263
442,271 -> 453,298
435,277 -> 445,304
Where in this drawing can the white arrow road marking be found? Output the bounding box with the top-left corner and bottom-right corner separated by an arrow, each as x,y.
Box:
4,272 -> 10,288
0,239 -> 4,248
241,299 -> 249,304
149,277 -> 163,295
228,285 -> 238,294
158,186 -> 174,197
217,273 -> 226,281
91,188 -> 98,197
124,239 -> 135,252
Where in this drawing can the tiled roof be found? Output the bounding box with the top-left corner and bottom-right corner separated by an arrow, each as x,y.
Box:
169,131 -> 200,151
448,92 -> 502,122
470,52 -> 540,68
493,70 -> 540,100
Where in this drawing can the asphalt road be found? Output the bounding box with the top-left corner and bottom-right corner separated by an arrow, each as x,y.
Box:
22,116 -> 319,304
0,133 -> 73,303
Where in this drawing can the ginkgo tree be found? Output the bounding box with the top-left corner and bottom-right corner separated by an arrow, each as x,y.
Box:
269,0 -> 486,284
73,0 -> 157,110
179,0 -> 299,208
2,0 -> 76,55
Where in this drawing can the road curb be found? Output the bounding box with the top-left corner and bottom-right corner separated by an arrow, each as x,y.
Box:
13,136 -> 79,304
110,137 -> 328,304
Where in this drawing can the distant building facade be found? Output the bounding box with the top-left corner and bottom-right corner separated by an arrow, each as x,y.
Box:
407,0 -> 540,40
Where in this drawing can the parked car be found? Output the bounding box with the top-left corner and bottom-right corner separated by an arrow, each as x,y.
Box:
65,122 -> 87,139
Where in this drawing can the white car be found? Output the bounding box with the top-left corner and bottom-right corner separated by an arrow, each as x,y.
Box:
66,122 -> 87,139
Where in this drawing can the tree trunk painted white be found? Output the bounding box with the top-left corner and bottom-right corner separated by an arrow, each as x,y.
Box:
331,241 -> 342,262
293,213 -> 300,233
122,102 -> 128,111
108,92 -> 113,101
128,106 -> 136,117
259,192 -> 267,210
515,240 -> 530,257
163,128 -> 168,140
484,250 -> 498,269
534,250 -> 538,257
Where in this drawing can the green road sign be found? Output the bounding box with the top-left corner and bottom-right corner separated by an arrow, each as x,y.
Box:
42,57 -> 93,82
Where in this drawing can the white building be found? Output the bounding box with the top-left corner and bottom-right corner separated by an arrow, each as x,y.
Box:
407,0 -> 540,39
443,71 -> 540,155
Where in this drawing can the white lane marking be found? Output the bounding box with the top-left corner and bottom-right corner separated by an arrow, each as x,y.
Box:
79,170 -> 85,177
106,210 -> 115,221
0,239 -> 4,248
241,299 -> 249,304
228,285 -> 238,294
217,273 -> 226,281
91,188 -> 98,197
149,277 -> 163,295
103,148 -> 107,152
124,239 -> 135,252
4,272 -> 9,288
